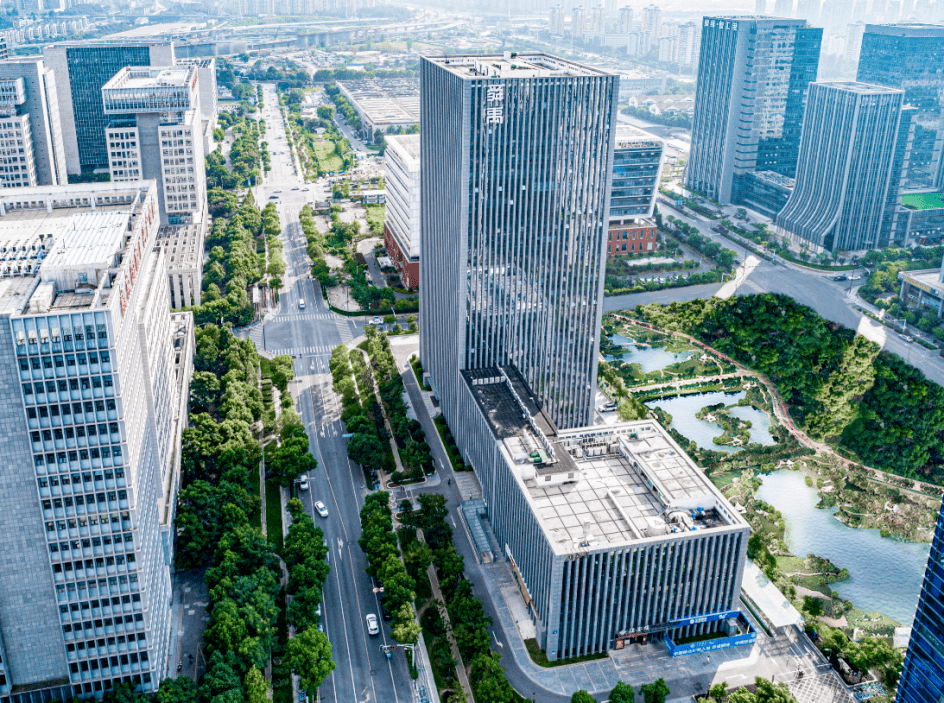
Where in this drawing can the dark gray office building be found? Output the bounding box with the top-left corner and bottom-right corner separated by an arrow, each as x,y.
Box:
419,53 -> 752,663
685,16 -> 822,207
43,42 -> 175,175
857,23 -> 944,189
776,82 -> 913,252
418,53 -> 617,431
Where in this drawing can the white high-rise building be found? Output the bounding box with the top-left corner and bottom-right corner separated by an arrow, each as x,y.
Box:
101,66 -> 206,227
756,0 -> 768,14
845,21 -> 866,64
383,134 -> 421,290
549,3 -> 565,35
572,6 -> 587,38
591,4 -> 606,33
0,180 -> 194,701
619,5 -> 633,33
677,21 -> 702,66
642,5 -> 662,39
0,58 -> 68,188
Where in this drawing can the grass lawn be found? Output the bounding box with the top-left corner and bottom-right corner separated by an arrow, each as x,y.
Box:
265,479 -> 284,552
313,140 -> 344,173
524,638 -> 608,667
365,203 -> 385,236
901,192 -> 944,210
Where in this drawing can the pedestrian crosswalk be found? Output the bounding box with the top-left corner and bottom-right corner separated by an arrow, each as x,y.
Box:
336,318 -> 354,345
267,345 -> 336,357
271,313 -> 334,322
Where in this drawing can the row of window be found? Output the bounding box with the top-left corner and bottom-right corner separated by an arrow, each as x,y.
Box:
16,324 -> 107,346
51,545 -> 135,565
66,631 -> 146,655
20,350 -> 111,370
34,445 -> 123,469
28,399 -> 117,421
69,648 -> 148,675
42,488 -> 128,514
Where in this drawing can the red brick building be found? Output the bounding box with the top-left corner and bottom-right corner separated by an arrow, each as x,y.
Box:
606,220 -> 658,257
384,223 -> 420,289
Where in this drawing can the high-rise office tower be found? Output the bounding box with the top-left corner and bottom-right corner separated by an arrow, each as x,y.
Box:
43,42 -> 175,176
897,498 -> 944,702
857,24 -> 944,189
419,55 -> 751,663
0,180 -> 193,701
419,53 -> 617,430
775,0 -> 795,16
619,5 -> 633,33
0,58 -> 68,188
605,0 -> 617,16
176,57 -> 217,155
642,4 -> 662,38
686,17 -> 823,205
775,82 -> 912,251
101,66 -> 206,227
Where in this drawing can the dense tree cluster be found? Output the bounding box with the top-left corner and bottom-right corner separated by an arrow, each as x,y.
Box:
311,66 -> 416,82
400,495 -> 520,701
358,493 -> 421,644
636,294 -> 944,481
323,83 -> 361,129
329,345 -> 389,471
248,59 -> 311,91
300,205 -> 330,286
261,202 -> 285,291
659,215 -> 738,270
361,332 -> 432,482
193,193 -> 263,326
696,677 -> 797,703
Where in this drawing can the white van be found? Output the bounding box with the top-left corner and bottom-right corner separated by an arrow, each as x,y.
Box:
299,299 -> 306,309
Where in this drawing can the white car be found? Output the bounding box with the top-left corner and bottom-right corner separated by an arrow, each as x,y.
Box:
366,614 -> 380,635
274,189 -> 282,193
372,316 -> 382,325
314,501 -> 328,518
298,474 -> 309,491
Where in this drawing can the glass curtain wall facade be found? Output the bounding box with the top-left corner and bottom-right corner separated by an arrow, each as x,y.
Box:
857,24 -> 944,189
419,54 -> 617,431
898,498 -> 944,703
775,82 -> 911,252
686,17 -> 822,205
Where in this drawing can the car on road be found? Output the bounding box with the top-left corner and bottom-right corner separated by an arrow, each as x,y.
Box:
372,316 -> 381,324
292,186 -> 299,190
314,501 -> 328,518
900,334 -> 915,343
274,189 -> 282,193
302,187 -> 309,191
299,299 -> 305,309
366,614 -> 380,635
298,474 -> 309,491
832,274 -> 848,282
600,402 -> 617,412
849,275 -> 861,281
269,195 -> 279,199
379,598 -> 392,621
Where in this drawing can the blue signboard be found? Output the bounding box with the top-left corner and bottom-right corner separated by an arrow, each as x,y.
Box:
664,630 -> 757,657
669,609 -> 741,628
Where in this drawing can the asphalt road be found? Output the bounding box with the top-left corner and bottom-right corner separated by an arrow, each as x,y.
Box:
254,83 -> 413,703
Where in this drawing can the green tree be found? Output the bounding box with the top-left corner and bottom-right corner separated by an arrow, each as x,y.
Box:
640,678 -> 670,703
286,627 -> 336,692
244,666 -> 268,703
156,676 -> 198,703
610,681 -> 636,703
571,691 -> 595,703
191,371 -> 222,411
391,603 -> 421,644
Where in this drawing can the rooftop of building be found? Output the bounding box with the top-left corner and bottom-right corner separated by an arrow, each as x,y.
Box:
900,267 -> 944,290
157,221 -> 205,272
385,133 -> 421,162
864,22 -> 944,36
814,80 -> 903,95
901,191 -> 944,210
103,65 -> 195,91
615,124 -> 665,149
424,52 -> 614,79
463,366 -> 747,555
0,181 -> 156,316
703,14 -> 810,22
335,78 -> 419,125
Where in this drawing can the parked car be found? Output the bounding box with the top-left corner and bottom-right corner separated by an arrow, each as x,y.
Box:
379,598 -> 392,621
298,474 -> 309,491
832,274 -> 848,282
314,501 -> 329,518
600,402 -> 617,412
900,334 -> 914,343
366,614 -> 380,635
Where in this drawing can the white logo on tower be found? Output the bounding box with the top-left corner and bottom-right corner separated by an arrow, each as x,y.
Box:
486,84 -> 505,125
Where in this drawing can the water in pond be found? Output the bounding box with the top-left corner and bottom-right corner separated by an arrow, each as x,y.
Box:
606,335 -> 694,373
645,391 -> 777,452
755,469 -> 931,626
